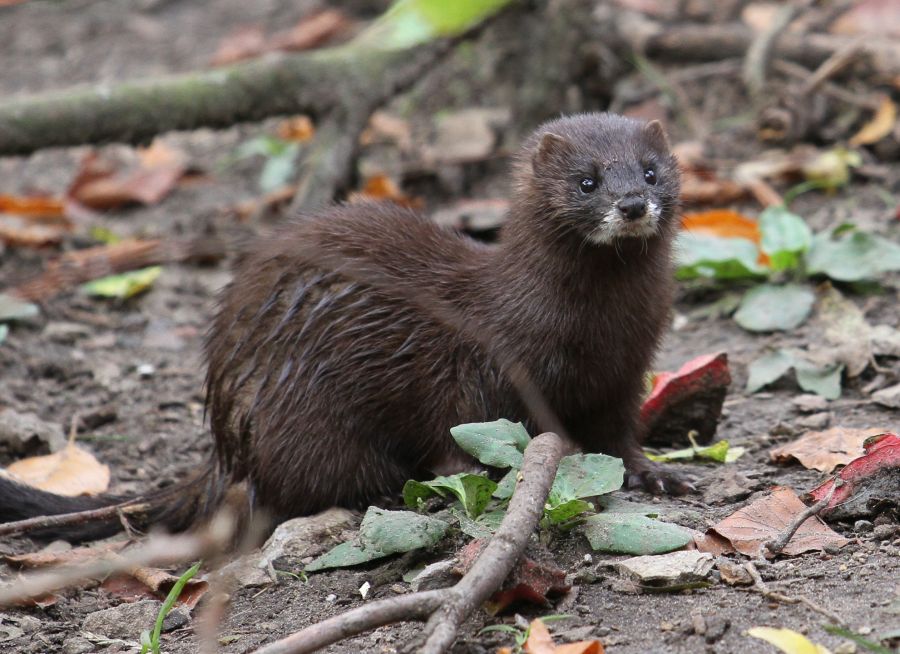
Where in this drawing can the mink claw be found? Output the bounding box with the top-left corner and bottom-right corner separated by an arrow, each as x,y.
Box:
626,468 -> 696,496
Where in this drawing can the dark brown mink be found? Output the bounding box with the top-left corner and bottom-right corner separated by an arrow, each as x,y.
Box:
0,113 -> 687,540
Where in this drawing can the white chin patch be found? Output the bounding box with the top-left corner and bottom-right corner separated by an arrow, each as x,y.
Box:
588,200 -> 660,245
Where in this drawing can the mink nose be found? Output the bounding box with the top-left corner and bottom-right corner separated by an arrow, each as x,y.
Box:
617,197 -> 646,220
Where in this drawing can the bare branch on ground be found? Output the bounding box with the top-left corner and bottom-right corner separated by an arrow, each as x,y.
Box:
250,431 -> 566,654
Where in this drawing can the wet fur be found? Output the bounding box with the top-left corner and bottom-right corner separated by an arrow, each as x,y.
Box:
0,113 -> 682,538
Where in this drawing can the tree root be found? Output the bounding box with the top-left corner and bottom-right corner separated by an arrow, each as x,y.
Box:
251,431 -> 566,654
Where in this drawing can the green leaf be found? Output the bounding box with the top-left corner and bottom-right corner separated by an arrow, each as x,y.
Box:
81,266 -> 161,299
0,293 -> 39,322
454,507 -> 505,539
402,479 -> 444,509
807,228 -> 900,282
143,562 -> 201,654
747,349 -> 796,393
795,360 -> 844,400
544,498 -> 595,525
646,440 -> 742,464
259,144 -> 300,192
353,0 -> 514,51
411,473 -> 496,518
450,419 -> 530,469
492,468 -> 518,499
823,625 -> 895,654
596,496 -> 659,516
758,206 -> 812,271
675,233 -> 767,280
306,507 -> 448,571
583,513 -> 694,555
733,284 -> 815,332
746,349 -> 844,399
547,454 -> 624,508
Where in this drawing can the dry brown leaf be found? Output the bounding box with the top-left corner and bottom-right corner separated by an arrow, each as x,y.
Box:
849,95 -> 898,146
360,111 -> 413,151
210,25 -> 267,66
102,568 -> 208,608
349,174 -> 423,209
710,487 -> 848,557
831,0 -> 900,37
0,215 -> 69,247
68,141 -> 187,210
3,542 -> 127,568
277,115 -> 316,142
7,441 -> 110,496
270,9 -> 352,52
211,10 -> 350,66
523,618 -> 605,654
680,173 -> 747,206
770,427 -> 886,472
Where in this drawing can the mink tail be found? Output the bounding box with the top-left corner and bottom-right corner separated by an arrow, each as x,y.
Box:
0,462 -> 228,543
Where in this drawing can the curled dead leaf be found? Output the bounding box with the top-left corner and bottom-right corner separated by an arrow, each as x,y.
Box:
770,427 -> 886,472
849,95 -> 898,146
523,618 -> 605,654
710,487 -> 848,557
6,441 -> 110,496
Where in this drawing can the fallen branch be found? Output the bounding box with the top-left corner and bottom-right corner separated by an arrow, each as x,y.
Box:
251,431 -> 566,654
0,43 -> 444,156
743,561 -> 846,627
742,0 -> 814,96
0,499 -> 147,539
0,512 -> 234,606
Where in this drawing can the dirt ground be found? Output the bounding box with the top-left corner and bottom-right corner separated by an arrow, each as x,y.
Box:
0,1 -> 898,653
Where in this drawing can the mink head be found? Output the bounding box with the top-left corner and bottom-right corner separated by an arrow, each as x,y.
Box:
515,113 -> 680,245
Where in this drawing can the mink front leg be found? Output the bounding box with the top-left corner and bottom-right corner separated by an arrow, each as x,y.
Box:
577,406 -> 693,495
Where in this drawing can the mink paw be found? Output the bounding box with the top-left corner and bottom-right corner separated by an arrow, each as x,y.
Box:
626,467 -> 695,496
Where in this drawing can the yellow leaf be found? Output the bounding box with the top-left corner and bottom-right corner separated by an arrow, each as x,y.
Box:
747,627 -> 832,654
849,95 -> 898,146
6,442 -> 110,496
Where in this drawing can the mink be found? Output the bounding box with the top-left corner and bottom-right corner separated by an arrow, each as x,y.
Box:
0,113 -> 688,540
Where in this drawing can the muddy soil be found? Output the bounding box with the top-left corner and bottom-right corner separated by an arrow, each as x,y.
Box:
0,2 -> 898,653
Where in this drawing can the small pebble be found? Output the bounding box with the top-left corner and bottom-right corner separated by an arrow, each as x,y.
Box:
325,593 -> 337,602
873,524 -> 897,540
854,520 -> 874,533
136,363 -> 155,378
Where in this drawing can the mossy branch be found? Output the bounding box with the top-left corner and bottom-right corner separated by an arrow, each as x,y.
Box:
0,44 -> 444,156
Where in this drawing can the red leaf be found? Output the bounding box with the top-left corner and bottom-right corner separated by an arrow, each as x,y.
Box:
806,432 -> 900,514
640,352 -> 731,446
453,540 -> 569,614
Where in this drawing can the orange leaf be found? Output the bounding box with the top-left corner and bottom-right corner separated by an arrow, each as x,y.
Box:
681,209 -> 760,242
350,174 -> 423,209
849,95 -> 898,146
523,619 -> 605,654
0,194 -> 66,218
6,441 -> 110,496
682,209 -> 769,265
277,116 -> 316,142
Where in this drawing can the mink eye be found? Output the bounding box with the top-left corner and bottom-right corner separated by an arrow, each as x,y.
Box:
579,177 -> 598,194
644,167 -> 657,185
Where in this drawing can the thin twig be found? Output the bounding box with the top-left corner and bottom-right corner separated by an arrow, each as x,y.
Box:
0,512 -> 234,606
742,0 -> 815,96
250,432 -> 566,654
0,500 -> 149,538
764,479 -> 842,557
743,561 -> 847,626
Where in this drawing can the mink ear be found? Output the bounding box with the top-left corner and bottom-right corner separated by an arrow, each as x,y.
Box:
532,132 -> 574,173
643,120 -> 671,152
